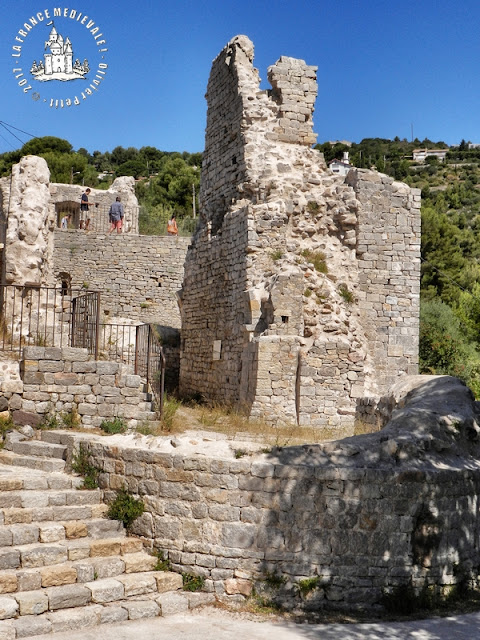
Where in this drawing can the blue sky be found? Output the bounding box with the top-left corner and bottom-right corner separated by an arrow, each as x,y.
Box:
1,0 -> 479,154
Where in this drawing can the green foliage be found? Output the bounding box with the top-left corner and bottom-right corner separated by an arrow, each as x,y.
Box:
182,573 -> 205,592
61,407 -> 81,429
338,284 -> 354,304
0,413 -> 15,444
264,571 -> 287,589
382,575 -> 480,615
270,249 -> 283,262
297,576 -> 321,597
99,418 -> 128,434
301,249 -> 328,274
419,299 -> 480,396
71,444 -> 100,489
304,288 -> 312,297
382,580 -> 434,615
162,394 -> 181,431
153,550 -> 172,572
107,488 -> 145,529
40,413 -> 61,430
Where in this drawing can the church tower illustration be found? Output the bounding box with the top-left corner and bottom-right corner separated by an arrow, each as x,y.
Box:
44,25 -> 73,75
31,22 -> 89,81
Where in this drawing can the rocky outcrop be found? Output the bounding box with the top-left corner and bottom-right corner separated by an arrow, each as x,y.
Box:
4,156 -> 54,285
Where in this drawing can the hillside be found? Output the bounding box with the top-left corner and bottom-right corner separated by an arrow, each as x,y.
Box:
317,138 -> 480,395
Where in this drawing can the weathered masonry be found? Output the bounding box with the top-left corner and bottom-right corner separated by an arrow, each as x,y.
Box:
179,36 -> 421,431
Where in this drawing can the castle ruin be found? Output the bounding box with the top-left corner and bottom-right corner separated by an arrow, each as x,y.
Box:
179,36 -> 421,431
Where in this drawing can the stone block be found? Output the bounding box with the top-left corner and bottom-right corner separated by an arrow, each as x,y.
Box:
156,591 -> 189,616
14,590 -> 48,615
123,553 -> 157,573
0,576 -> 16,596
89,540 -> 122,557
123,599 -> 160,620
0,620 -> 15,639
221,523 -> 255,549
13,616 -> 52,638
84,578 -> 124,603
47,604 -> 102,632
45,584 -> 91,610
153,571 -> 183,593
116,573 -> 156,596
95,362 -> 119,375
16,571 -> 41,592
0,597 -> 18,620
0,551 -> 20,571
98,604 -> 129,625
224,578 -> 253,596
40,565 -> 77,587
20,545 -> 67,568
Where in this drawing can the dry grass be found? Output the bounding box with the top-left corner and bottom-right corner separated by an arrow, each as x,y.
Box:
163,402 -> 351,447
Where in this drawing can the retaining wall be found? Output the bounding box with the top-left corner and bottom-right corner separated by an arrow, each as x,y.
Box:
53,232 -> 189,327
1,347 -> 156,429
77,437 -> 476,608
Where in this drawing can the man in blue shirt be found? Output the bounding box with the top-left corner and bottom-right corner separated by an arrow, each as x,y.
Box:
108,196 -> 125,234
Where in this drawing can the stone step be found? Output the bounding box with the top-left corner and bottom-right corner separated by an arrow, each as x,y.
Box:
39,431 -> 72,446
0,517 -> 124,547
0,488 -> 103,510
0,502 -> 108,525
0,471 -> 82,492
4,440 -> 67,460
0,572 -> 199,637
0,451 -> 65,473
0,536 -> 145,572
0,552 -> 162,594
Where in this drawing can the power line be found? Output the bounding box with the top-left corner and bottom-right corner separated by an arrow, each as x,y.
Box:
0,120 -> 36,150
0,131 -> 17,151
0,121 -> 36,138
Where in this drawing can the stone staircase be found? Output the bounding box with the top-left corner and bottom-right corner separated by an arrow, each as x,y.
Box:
0,432 -> 212,638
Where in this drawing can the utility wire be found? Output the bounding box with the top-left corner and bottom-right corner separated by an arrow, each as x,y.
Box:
0,131 -> 16,151
0,123 -> 27,147
0,120 -> 36,149
0,121 -> 36,138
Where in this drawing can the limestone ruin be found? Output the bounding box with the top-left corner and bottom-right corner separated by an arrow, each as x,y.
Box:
0,34 -> 479,618
179,35 -> 421,432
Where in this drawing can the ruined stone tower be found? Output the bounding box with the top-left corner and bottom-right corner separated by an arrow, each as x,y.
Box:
179,35 -> 421,431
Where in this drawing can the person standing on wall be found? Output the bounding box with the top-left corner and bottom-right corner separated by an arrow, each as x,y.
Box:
167,214 -> 178,236
79,188 -> 96,230
108,196 -> 125,234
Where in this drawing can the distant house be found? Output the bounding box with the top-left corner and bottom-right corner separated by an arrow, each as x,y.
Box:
329,151 -> 352,176
468,143 -> 480,149
413,148 -> 448,163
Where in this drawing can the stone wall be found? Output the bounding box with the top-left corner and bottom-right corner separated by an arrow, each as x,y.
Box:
1,156 -> 54,286
76,376 -> 480,610
179,35 -> 421,432
53,232 -> 189,327
49,176 -> 139,234
2,346 -> 156,429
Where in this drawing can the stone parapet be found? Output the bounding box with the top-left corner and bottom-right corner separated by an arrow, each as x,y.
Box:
3,346 -> 157,428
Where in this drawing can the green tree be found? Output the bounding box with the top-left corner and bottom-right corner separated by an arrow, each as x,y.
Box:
420,298 -> 480,396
